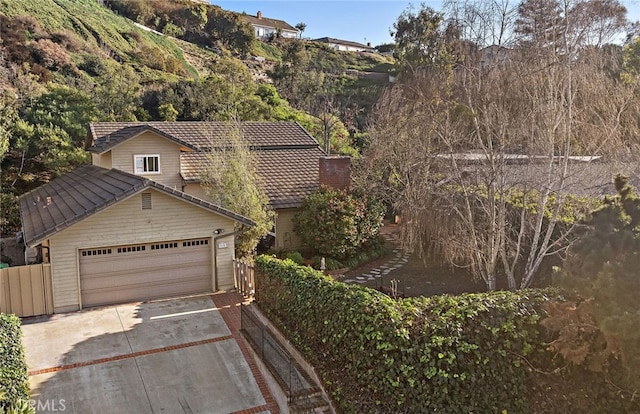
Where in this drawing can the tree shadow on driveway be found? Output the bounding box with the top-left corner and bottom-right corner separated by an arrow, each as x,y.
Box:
21,295 -> 269,414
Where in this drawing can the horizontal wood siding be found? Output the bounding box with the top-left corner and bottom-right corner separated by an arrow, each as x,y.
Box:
110,131 -> 183,189
49,189 -> 235,312
276,208 -> 302,250
91,152 -> 112,169
183,183 -> 207,200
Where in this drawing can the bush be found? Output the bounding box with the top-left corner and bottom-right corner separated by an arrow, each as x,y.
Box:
284,251 -> 304,265
255,256 -> 553,413
0,193 -> 21,237
294,187 -> 384,260
255,256 -> 637,413
0,314 -> 30,411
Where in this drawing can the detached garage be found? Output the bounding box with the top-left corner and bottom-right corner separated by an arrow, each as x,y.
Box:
19,165 -> 254,313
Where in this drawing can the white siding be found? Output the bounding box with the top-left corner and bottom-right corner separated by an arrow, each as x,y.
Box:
49,189 -> 236,312
110,132 -> 183,188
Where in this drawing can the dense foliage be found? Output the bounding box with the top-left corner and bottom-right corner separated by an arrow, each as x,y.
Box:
255,256 -> 639,413
0,314 -> 31,412
104,0 -> 255,56
0,0 -> 393,236
548,175 -> 640,395
293,187 -> 384,260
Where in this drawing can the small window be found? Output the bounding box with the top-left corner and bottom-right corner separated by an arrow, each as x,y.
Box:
134,155 -> 160,174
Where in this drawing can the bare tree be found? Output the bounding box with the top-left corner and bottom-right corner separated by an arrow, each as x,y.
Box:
357,0 -> 636,290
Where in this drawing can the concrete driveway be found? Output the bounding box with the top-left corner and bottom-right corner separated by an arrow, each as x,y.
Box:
21,294 -> 274,414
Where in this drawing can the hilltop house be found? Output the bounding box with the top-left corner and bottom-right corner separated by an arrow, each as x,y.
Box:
241,11 -> 299,39
18,121 -> 350,312
313,37 -> 375,52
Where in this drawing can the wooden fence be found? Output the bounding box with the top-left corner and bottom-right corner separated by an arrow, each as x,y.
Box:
0,263 -> 53,317
233,259 -> 255,298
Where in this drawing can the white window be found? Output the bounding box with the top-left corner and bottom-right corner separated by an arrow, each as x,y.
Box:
134,155 -> 160,174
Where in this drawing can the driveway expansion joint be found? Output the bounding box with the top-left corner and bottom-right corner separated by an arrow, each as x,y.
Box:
28,335 -> 235,376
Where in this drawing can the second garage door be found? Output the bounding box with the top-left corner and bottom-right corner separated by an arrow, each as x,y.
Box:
79,238 -> 212,307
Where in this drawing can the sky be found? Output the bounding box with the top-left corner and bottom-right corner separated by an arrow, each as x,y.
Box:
213,0 -> 640,48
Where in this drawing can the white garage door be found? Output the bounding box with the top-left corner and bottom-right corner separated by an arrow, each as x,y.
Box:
79,238 -> 212,307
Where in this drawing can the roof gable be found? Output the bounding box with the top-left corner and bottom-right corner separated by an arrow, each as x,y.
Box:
19,165 -> 254,247
88,124 -> 199,154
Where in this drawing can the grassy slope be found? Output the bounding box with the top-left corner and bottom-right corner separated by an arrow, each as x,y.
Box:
0,0 -> 202,79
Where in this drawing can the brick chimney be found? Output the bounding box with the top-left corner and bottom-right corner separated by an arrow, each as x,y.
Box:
319,156 -> 351,190
257,10 -> 262,19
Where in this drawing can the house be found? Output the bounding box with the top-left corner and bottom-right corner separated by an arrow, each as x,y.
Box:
241,11 -> 299,40
313,37 -> 375,52
18,121 -> 350,312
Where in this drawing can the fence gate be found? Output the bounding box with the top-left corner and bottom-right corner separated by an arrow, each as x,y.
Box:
0,264 -> 53,317
233,259 -> 255,298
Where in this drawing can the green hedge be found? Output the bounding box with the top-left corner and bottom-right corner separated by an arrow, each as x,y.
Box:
255,255 -> 557,413
0,314 -> 30,411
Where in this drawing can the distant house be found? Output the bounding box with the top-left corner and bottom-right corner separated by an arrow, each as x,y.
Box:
313,37 -> 375,52
241,11 -> 299,39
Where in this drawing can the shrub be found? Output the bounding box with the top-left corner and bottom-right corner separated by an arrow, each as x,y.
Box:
0,314 -> 30,411
293,187 -> 384,260
284,251 -> 304,265
0,193 -> 21,236
30,39 -> 73,71
255,256 -> 555,413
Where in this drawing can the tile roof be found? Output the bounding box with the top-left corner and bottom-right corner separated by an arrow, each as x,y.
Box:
89,121 -> 326,209
181,146 -> 325,209
88,122 -> 320,151
87,124 -> 199,153
240,14 -> 297,32
19,165 -> 255,247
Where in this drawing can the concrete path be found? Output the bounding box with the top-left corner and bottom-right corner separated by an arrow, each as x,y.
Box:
21,293 -> 278,414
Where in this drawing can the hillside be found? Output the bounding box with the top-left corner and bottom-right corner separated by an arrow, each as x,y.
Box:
0,0 -> 394,236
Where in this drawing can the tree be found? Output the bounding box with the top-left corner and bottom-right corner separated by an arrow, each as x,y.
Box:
293,187 -> 385,260
93,65 -> 143,121
357,0 -> 635,290
391,4 -> 462,75
0,93 -> 17,162
295,22 -> 306,38
200,123 -> 273,259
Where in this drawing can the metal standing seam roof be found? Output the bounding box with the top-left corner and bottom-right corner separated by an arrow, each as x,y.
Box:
19,165 -> 255,247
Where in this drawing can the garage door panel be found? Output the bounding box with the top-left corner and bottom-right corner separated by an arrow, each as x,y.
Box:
80,248 -> 210,277
79,239 -> 212,307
